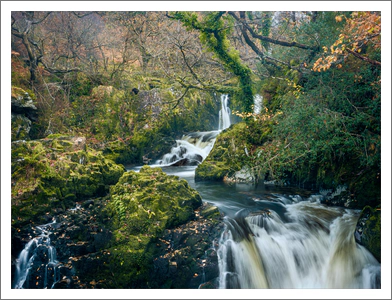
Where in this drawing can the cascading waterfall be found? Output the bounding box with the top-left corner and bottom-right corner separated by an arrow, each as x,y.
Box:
219,94 -> 231,131
13,220 -> 61,289
253,94 -> 263,115
158,94 -> 231,167
157,131 -> 220,166
217,201 -> 381,289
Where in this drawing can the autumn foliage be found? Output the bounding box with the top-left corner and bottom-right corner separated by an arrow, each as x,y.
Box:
313,12 -> 381,72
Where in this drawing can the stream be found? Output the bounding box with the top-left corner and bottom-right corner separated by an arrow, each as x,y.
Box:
129,94 -> 381,289
129,164 -> 381,289
13,95 -> 381,289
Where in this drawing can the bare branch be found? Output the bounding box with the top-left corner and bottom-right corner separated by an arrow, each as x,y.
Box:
346,49 -> 381,67
162,86 -> 191,110
229,11 -> 318,51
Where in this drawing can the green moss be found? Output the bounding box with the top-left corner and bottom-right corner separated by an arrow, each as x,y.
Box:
195,161 -> 232,181
11,114 -> 32,141
359,206 -> 381,262
195,121 -> 272,182
97,165 -> 203,287
11,136 -> 125,226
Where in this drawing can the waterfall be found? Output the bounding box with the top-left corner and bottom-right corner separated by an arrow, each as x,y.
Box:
217,201 -> 381,289
157,131 -> 220,166
219,94 -> 231,131
158,94 -> 231,167
253,94 -> 263,115
13,220 -> 61,289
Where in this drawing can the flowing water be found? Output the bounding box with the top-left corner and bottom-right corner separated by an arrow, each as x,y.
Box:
13,94 -> 381,289
156,94 -> 231,167
145,165 -> 381,289
219,94 -> 231,131
143,94 -> 381,289
253,94 -> 263,115
13,220 -> 61,289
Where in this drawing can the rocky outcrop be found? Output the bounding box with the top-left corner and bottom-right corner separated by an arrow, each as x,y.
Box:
11,136 -> 125,228
148,204 -> 224,288
11,86 -> 38,141
12,167 -> 224,289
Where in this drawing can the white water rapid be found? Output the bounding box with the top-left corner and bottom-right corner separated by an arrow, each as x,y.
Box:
157,94 -> 231,167
217,201 -> 381,289
13,220 -> 61,289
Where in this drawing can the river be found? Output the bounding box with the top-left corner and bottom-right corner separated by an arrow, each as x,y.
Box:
129,164 -> 381,289
12,94 -> 381,290
128,94 -> 381,289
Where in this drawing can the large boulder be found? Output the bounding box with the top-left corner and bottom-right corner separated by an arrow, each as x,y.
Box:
62,165 -> 205,288
195,122 -> 252,182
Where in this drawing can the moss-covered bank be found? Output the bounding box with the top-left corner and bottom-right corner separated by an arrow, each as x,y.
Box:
11,135 -> 125,227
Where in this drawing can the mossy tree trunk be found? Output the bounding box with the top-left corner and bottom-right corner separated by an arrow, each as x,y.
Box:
170,12 -> 254,114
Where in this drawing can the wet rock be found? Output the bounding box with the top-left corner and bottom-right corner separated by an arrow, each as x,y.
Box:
11,87 -> 37,118
82,199 -> 95,209
12,167 -> 225,289
355,206 -> 381,262
11,87 -> 38,141
148,202 -> 224,288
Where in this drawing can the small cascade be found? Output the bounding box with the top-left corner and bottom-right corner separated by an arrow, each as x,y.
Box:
219,94 -> 231,131
13,220 -> 61,289
158,94 -> 231,167
157,131 -> 220,166
217,201 -> 381,289
253,94 -> 263,115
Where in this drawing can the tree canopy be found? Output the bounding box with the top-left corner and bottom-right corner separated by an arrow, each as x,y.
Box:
10,10 -> 382,203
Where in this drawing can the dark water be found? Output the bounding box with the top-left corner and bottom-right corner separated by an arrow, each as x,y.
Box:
128,165 -> 381,289
128,165 -> 310,219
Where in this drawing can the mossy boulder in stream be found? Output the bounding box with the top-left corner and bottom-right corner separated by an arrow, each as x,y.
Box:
11,136 -> 125,226
76,166 -> 204,288
195,121 -> 271,182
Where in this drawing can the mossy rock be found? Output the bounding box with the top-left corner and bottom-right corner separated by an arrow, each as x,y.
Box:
102,139 -> 141,164
11,136 -> 125,227
355,206 -> 381,262
195,161 -> 232,181
96,165 -> 203,287
107,165 -> 202,235
195,121 -> 269,182
11,114 -> 32,141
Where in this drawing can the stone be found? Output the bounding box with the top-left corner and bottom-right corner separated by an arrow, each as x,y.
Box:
355,206 -> 381,262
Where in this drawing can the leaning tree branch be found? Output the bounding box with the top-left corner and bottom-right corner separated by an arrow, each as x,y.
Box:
229,11 -> 318,51
162,86 -> 191,110
40,60 -> 81,74
346,49 -> 381,67
179,46 -> 206,87
72,12 -> 94,18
